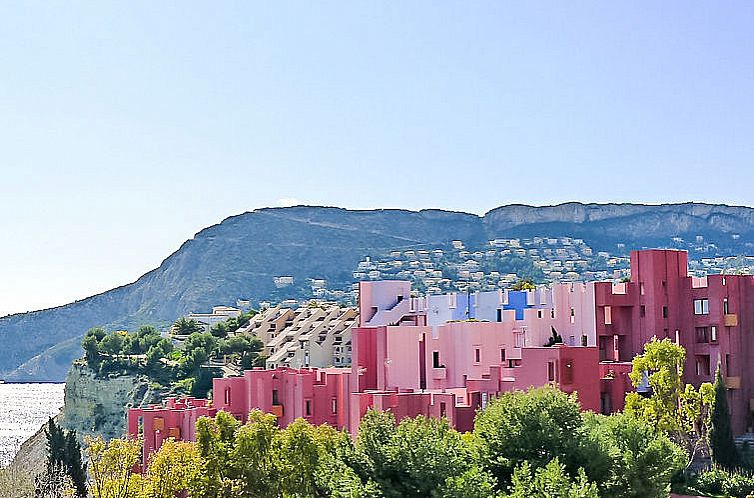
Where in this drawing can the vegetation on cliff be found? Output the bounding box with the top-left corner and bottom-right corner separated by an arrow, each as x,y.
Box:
80,313 -> 262,398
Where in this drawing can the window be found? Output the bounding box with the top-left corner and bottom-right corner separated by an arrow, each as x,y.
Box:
305,399 -> 312,416
496,309 -> 503,322
694,299 -> 710,315
474,347 -> 481,363
224,387 -> 231,405
662,306 -> 669,318
537,310 -> 543,319
433,351 -> 441,368
551,309 -> 556,319
604,306 -> 612,325
514,331 -> 525,348
440,401 -> 447,417
711,326 -> 717,342
570,307 -> 576,324
500,348 -> 506,362
695,327 -> 709,343
695,355 -> 711,376
581,335 -> 588,347
331,398 -> 338,414
724,298 -> 730,314
272,389 -> 280,406
547,361 -> 556,382
640,283 -> 646,295
726,354 -> 733,376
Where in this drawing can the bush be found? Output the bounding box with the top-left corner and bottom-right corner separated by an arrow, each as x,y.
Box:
692,467 -> 754,497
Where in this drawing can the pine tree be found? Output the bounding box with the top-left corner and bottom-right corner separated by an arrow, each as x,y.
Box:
709,364 -> 739,468
64,430 -> 88,498
44,418 -> 66,471
44,419 -> 87,497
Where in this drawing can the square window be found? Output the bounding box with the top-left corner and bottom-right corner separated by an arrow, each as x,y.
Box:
694,299 -> 709,315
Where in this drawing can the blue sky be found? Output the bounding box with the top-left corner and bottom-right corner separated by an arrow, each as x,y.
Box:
2,2 -> 754,315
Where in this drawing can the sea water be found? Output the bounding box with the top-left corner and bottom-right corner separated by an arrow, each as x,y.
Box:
0,383 -> 65,466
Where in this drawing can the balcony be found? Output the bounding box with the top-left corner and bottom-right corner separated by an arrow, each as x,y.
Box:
271,404 -> 284,418
725,314 -> 739,327
725,376 -> 741,389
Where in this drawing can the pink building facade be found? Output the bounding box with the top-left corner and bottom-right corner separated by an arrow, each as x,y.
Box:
129,249 -> 754,464
596,249 -> 754,433
130,281 -> 605,462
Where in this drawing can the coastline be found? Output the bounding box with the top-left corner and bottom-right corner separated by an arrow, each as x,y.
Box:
6,410 -> 62,475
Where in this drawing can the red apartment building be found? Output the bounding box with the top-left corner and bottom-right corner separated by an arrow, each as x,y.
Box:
128,249 -> 754,464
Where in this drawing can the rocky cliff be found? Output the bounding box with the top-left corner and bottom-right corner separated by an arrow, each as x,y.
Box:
9,363 -> 160,475
4,202 -> 754,381
60,363 -> 158,442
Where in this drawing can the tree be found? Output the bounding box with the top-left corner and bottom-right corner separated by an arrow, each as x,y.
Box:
85,436 -> 141,498
584,412 -> 686,498
34,463 -> 72,498
228,410 -> 280,497
511,278 -> 536,291
83,333 -> 102,368
709,364 -> 739,468
544,327 -> 563,347
172,317 -> 202,336
194,410 -> 242,497
44,418 -> 87,498
351,410 -> 480,498
624,338 -> 713,463
142,439 -> 202,498
440,466 -> 497,498
503,459 -> 599,498
210,322 -> 229,339
65,430 -> 88,497
219,335 -> 263,369
472,386 -> 610,489
99,332 -> 126,356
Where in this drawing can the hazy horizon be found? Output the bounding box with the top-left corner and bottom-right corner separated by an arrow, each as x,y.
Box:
2,2 -> 754,315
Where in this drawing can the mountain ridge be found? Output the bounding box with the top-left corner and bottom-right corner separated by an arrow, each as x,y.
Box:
4,201 -> 754,381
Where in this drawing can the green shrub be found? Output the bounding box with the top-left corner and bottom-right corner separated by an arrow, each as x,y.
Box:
692,466 -> 754,497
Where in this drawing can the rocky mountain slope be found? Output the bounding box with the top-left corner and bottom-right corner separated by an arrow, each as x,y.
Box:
3,202 -> 754,381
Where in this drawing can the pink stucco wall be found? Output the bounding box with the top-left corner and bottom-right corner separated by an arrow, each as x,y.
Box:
135,250 -> 754,468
